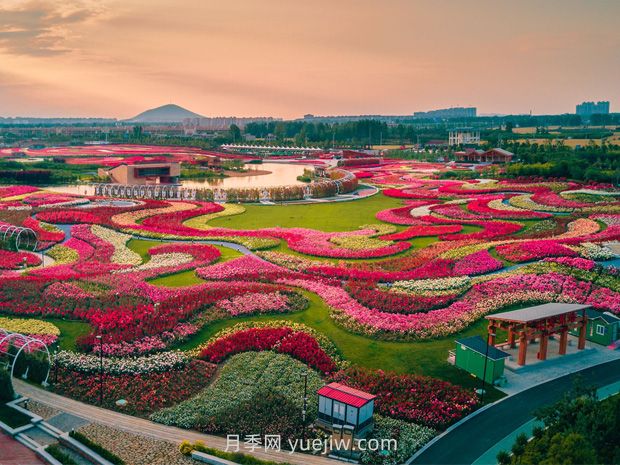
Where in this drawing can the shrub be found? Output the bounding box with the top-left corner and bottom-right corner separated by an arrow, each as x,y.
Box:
180,440 -> 291,465
0,368 -> 14,402
46,444 -> 79,465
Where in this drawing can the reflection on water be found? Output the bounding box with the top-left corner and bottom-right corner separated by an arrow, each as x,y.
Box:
44,162 -> 309,196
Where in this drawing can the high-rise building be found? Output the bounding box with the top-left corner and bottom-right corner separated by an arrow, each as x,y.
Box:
448,127 -> 480,146
413,107 -> 477,119
576,101 -> 610,116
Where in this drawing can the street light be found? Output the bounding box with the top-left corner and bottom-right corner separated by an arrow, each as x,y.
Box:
301,370 -> 308,442
96,335 -> 103,406
480,332 -> 496,405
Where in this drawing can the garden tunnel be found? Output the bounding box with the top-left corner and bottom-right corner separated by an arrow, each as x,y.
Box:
0,329 -> 51,391
0,224 -> 38,252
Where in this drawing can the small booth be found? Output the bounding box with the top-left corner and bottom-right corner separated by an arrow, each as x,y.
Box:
454,336 -> 510,384
570,309 -> 620,346
316,382 -> 376,437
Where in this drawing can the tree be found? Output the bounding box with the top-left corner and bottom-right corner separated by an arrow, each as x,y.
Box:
540,432 -> 597,465
228,124 -> 241,143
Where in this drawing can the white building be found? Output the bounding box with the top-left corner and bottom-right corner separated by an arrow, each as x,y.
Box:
448,128 -> 481,146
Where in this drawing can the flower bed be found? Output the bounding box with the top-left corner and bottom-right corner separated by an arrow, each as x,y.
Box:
215,291 -> 306,316
0,316 -> 60,336
332,367 -> 478,429
151,352 -> 324,432
54,359 -> 216,415
381,224 -> 462,241
0,250 -> 41,269
54,350 -> 189,375
495,240 -> 578,262
196,321 -> 340,373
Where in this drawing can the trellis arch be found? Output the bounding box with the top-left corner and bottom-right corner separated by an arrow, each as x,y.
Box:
0,224 -> 38,251
0,329 -> 51,390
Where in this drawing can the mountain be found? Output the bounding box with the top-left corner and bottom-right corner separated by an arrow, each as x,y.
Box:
125,104 -> 203,123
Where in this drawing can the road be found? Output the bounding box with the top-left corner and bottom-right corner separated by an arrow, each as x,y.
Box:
411,358 -> 620,465
14,379 -> 335,465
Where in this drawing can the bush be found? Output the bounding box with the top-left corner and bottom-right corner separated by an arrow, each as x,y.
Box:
179,440 -> 291,465
197,390 -> 305,443
0,367 -> 14,402
11,347 -> 50,384
46,444 -> 79,465
69,431 -> 125,465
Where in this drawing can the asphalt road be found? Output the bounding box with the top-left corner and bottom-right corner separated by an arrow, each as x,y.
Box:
411,358 -> 620,465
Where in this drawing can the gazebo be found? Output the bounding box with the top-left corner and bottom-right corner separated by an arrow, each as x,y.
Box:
486,303 -> 590,366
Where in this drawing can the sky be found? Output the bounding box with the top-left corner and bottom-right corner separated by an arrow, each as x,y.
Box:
0,0 -> 618,119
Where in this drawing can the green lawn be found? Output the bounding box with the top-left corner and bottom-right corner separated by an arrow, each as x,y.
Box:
208,195 -> 405,232
127,238 -> 161,263
0,405 -> 31,428
47,319 -> 92,352
177,290 -> 503,401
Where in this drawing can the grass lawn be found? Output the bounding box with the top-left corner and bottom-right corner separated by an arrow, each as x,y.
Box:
45,319 -> 91,352
0,404 -> 31,428
2,317 -> 91,352
208,195 -> 406,232
177,290 -> 504,402
127,238 -> 162,263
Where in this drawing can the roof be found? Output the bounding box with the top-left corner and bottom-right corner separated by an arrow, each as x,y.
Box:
486,303 -> 591,324
456,336 -> 510,361
586,308 -> 620,325
485,148 -> 514,157
317,382 -> 376,408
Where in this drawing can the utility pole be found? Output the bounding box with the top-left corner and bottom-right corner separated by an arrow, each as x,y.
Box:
96,335 -> 103,406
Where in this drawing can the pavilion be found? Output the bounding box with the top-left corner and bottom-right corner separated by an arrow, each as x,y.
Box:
486,303 -> 590,366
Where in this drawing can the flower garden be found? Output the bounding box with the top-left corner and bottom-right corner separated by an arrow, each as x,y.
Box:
1,161 -> 620,463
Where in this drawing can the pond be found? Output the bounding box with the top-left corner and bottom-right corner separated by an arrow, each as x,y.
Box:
43,162 -> 310,195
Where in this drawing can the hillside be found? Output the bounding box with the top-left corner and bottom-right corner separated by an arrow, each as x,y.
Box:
125,104 -> 203,123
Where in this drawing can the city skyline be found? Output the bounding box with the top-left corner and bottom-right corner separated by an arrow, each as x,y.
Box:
0,0 -> 618,119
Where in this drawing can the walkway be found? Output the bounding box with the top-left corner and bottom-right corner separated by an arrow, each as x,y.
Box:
410,358 -> 620,465
14,380 -> 336,465
0,431 -> 45,465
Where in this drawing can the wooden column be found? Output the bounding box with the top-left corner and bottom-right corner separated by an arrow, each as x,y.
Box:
518,331 -> 528,366
559,328 -> 568,355
578,311 -> 587,350
488,324 -> 496,346
508,326 -> 516,348
538,332 -> 548,360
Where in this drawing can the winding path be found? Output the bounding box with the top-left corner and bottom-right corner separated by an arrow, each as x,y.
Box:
14,379 -> 336,465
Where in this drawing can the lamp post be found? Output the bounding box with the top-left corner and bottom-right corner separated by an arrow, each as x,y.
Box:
96,335 -> 103,406
301,370 -> 308,442
480,332 -> 496,405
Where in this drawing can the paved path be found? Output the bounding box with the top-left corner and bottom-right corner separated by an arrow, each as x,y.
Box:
0,431 -> 45,465
14,380 -> 335,465
411,357 -> 620,465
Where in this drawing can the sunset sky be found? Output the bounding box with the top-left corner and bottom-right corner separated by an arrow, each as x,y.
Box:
0,0 -> 618,119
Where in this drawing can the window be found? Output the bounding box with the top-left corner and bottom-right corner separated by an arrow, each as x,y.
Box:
596,324 -> 606,336
333,402 -> 346,420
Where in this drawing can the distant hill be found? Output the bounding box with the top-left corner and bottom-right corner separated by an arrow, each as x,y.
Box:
125,104 -> 203,123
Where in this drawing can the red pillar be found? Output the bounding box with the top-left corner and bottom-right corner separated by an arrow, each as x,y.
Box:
578,312 -> 587,350
488,324 -> 496,346
559,328 -> 568,355
508,327 -> 516,348
538,332 -> 548,360
518,332 -> 528,366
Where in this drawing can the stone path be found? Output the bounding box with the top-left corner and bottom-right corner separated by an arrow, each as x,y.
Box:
14,379 -> 337,465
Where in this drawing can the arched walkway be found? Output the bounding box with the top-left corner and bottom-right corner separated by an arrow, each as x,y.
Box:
0,329 -> 51,390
